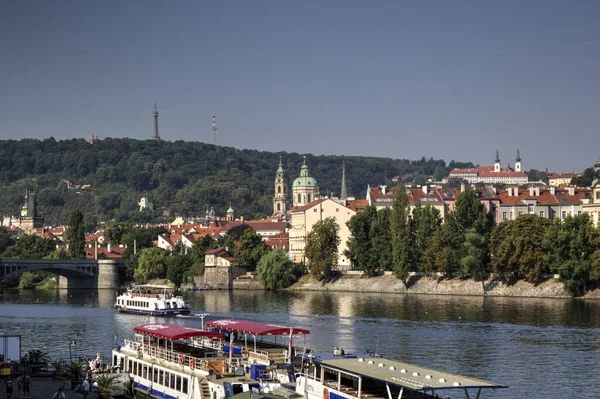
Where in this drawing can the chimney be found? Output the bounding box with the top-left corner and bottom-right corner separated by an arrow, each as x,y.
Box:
381,185 -> 387,195
535,187 -> 540,196
550,187 -> 556,195
460,182 -> 465,193
107,243 -> 112,253
422,185 -> 428,194
529,186 -> 535,196
567,187 -> 575,196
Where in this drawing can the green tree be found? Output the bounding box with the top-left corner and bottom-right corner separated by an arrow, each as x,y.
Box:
226,224 -> 252,241
346,206 -> 377,273
187,235 -> 216,279
370,208 -> 393,273
166,255 -> 192,288
571,167 -> 599,187
0,227 -> 15,255
134,247 -> 168,283
256,249 -> 300,289
460,228 -> 488,290
390,186 -> 413,280
412,205 -> 442,271
305,217 -> 340,279
2,235 -> 56,259
545,214 -> 600,296
67,209 -> 86,259
234,228 -> 270,270
490,215 -> 551,283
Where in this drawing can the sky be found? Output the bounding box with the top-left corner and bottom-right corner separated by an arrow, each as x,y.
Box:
1,1 -> 599,172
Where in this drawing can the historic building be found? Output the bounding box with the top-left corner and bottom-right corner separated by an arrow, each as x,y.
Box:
582,179 -> 600,227
548,173 -> 580,187
19,188 -> 44,233
444,150 -> 528,185
272,157 -> 287,218
289,198 -> 356,268
292,156 -> 319,207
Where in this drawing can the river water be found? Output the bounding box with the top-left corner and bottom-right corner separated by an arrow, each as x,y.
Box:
1,289 -> 599,398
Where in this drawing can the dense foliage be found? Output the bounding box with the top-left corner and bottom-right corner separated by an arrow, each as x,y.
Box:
256,249 -> 303,289
0,138 -> 460,225
305,217 -> 340,279
346,188 -> 600,296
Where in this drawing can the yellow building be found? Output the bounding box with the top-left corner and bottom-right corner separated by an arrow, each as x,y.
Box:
582,179 -> 600,227
289,198 -> 356,269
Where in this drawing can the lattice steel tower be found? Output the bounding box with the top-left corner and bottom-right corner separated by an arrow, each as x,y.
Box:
152,103 -> 161,140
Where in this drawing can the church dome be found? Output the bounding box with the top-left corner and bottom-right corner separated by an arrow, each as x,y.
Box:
293,175 -> 318,187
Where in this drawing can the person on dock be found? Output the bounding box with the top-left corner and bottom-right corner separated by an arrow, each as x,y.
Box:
5,375 -> 13,399
82,377 -> 90,398
53,387 -> 66,399
21,373 -> 31,399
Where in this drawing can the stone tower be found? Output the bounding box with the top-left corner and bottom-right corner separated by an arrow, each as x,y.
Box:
152,103 -> 161,140
273,156 -> 287,217
226,204 -> 234,221
494,150 -> 501,173
19,188 -> 43,233
292,156 -> 319,207
515,149 -> 522,172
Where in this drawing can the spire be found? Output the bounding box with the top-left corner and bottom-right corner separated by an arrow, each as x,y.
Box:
152,103 -> 161,140
276,156 -> 284,175
495,149 -> 500,163
516,148 -> 521,162
340,160 -> 347,200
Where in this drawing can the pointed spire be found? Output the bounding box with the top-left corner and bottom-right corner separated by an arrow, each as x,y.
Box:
276,156 -> 284,174
516,148 -> 521,162
495,149 -> 500,163
340,160 -> 347,200
152,102 -> 161,140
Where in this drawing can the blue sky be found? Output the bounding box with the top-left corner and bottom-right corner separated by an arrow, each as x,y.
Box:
1,1 -> 599,172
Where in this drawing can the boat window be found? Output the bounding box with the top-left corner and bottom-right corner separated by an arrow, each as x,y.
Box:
159,370 -> 164,385
182,378 -> 188,394
164,372 -> 169,387
176,376 -> 181,391
170,373 -> 175,389
128,360 -> 132,372
153,368 -> 158,383
143,365 -> 148,379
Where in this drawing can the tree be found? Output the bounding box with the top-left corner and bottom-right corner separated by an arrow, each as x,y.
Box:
67,209 -> 86,259
545,214 -> 600,296
370,208 -> 393,273
166,255 -> 192,288
460,228 -> 488,291
490,215 -> 551,283
346,206 -> 376,273
134,247 -> 168,283
390,186 -> 413,281
411,205 -> 442,271
187,235 -> 216,279
226,224 -> 252,241
256,249 -> 300,289
234,228 -> 270,270
2,235 -> 56,259
571,167 -> 599,187
0,227 -> 15,255
305,217 -> 340,279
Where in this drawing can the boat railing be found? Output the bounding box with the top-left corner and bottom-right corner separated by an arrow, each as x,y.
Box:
121,339 -> 244,373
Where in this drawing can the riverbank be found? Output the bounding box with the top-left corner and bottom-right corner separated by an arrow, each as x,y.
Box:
287,274 -> 600,299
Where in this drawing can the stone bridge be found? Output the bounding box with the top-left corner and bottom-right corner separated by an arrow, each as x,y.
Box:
0,259 -> 125,289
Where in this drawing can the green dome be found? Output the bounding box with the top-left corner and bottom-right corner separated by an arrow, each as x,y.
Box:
293,176 -> 317,187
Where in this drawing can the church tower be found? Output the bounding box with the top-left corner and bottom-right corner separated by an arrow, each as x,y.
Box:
292,156 -> 319,207
226,203 -> 234,221
340,160 -> 348,200
273,156 -> 287,217
494,150 -> 501,172
152,103 -> 161,140
515,149 -> 522,172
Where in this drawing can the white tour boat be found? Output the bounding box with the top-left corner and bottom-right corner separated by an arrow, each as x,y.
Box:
114,284 -> 191,316
296,349 -> 507,399
111,322 -> 305,399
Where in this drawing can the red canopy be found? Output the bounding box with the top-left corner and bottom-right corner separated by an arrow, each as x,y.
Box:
205,319 -> 310,336
134,323 -> 223,340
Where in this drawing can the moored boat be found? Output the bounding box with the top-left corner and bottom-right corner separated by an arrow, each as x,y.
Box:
114,284 -> 191,316
296,350 -> 507,399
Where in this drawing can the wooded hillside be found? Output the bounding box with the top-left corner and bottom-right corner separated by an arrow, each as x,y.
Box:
0,137 -> 472,225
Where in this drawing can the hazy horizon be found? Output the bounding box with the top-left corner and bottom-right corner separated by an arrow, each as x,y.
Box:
1,1 -> 599,173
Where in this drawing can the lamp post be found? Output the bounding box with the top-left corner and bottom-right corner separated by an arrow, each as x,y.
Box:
197,313 -> 208,330
68,340 -> 76,366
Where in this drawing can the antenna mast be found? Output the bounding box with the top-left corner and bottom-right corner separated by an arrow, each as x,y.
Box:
212,115 -> 217,145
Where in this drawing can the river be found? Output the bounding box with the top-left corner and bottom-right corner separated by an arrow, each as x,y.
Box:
1,289 -> 599,398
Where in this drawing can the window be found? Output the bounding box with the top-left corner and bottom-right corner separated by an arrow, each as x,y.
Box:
297,194 -> 301,204
502,212 -> 507,220
277,203 -> 281,211
562,211 -> 566,219
527,204 -> 534,214
336,208 -> 339,212
314,209 -> 317,213
518,211 -> 523,216
578,211 -> 582,215
307,194 -> 312,202
596,191 -> 600,200
277,186 -> 281,194
539,211 -> 544,218
183,378 -> 188,394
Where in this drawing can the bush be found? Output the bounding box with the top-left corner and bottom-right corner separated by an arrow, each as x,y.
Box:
256,250 -> 301,289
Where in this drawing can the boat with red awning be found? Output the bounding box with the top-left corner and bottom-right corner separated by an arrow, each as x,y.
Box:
133,324 -> 223,341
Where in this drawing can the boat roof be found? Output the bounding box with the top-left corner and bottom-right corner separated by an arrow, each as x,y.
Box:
205,319 -> 310,336
134,323 -> 224,341
316,356 -> 506,392
132,284 -> 173,289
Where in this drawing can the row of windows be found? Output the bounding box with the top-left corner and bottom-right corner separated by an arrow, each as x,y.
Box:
502,210 -> 582,221
128,359 -> 189,394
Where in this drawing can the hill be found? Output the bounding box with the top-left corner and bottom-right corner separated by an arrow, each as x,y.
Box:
0,137 -> 472,226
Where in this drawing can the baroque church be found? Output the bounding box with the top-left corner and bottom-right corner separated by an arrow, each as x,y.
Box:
272,156 -> 320,219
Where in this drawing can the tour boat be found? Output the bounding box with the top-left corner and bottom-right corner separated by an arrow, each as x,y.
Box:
295,349 -> 507,399
111,321 -> 308,399
114,284 -> 191,316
